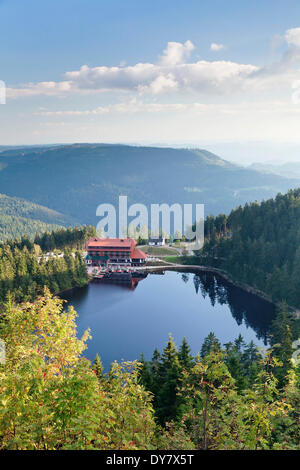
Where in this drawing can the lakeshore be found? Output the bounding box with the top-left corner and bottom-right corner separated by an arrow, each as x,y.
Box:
141,263 -> 275,305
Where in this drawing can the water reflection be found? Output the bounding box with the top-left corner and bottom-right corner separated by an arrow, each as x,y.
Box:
187,272 -> 274,344
92,272 -> 148,291
62,270 -> 275,368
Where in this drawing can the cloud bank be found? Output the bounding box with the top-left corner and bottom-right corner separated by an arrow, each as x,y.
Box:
7,29 -> 300,101
7,40 -> 257,98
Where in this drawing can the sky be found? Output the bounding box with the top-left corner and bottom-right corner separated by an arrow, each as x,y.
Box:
1,0 -> 300,163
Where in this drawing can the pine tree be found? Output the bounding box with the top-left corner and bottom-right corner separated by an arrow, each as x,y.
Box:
201,332 -> 221,358
138,353 -> 153,390
271,303 -> 294,387
178,337 -> 194,370
156,335 -> 181,424
93,354 -> 104,379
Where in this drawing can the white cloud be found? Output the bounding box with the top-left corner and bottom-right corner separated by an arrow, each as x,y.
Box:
62,58 -> 258,96
7,57 -> 258,98
37,99 -> 193,116
7,30 -> 300,101
285,27 -> 300,47
210,43 -> 225,51
7,40 -> 258,98
7,81 -> 72,98
39,98 -> 300,118
138,73 -> 178,94
40,99 -> 300,118
159,40 -> 195,65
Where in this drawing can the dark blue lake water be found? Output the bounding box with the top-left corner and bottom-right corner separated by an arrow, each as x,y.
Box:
62,270 -> 275,369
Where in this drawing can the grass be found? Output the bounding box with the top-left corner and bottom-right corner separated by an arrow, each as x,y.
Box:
138,245 -> 178,256
164,256 -> 183,264
145,260 -> 167,266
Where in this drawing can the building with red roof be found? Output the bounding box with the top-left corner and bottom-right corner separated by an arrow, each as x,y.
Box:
85,237 -> 147,267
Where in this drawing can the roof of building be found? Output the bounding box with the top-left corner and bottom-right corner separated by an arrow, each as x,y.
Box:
86,237 -> 136,249
131,248 -> 147,259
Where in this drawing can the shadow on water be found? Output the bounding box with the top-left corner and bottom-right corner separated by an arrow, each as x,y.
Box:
188,272 -> 275,344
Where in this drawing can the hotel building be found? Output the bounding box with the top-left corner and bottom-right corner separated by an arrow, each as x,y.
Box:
85,237 -> 147,268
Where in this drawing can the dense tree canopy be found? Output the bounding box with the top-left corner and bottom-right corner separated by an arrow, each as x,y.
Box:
0,215 -> 299,450
196,188 -> 300,308
0,226 -> 96,302
0,293 -> 298,450
0,193 -> 73,241
0,292 -> 156,450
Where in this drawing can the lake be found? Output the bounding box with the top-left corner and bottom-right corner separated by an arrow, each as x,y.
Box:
62,270 -> 275,369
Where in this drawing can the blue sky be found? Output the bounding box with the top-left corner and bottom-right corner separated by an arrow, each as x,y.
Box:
1,0 -> 300,156
1,0 -> 297,80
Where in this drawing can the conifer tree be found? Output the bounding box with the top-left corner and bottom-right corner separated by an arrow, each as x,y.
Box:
138,353 -> 153,390
156,336 -> 181,424
93,354 -> 104,379
201,332 -> 221,358
178,337 -> 194,370
271,303 -> 294,387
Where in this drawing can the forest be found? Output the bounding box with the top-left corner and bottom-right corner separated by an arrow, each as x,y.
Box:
0,292 -> 299,450
193,188 -> 300,309
0,226 -> 96,302
0,144 -> 298,226
0,193 -> 72,241
0,208 -> 299,450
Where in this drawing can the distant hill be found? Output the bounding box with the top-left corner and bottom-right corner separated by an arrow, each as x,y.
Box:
249,161 -> 300,179
0,144 -> 299,227
0,193 -> 74,241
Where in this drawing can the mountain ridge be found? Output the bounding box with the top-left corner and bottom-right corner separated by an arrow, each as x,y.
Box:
249,161 -> 300,179
0,143 -> 298,228
0,193 -> 75,241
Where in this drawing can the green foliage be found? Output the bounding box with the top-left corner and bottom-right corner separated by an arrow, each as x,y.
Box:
154,422 -> 195,450
0,291 -> 156,450
0,226 -> 95,301
138,334 -> 299,450
34,225 -> 96,252
178,337 -> 195,370
201,332 -> 221,358
0,144 -> 297,227
0,193 -> 74,242
270,303 -> 294,387
197,188 -> 300,310
93,354 -> 104,380
0,293 -> 298,450
272,367 -> 300,449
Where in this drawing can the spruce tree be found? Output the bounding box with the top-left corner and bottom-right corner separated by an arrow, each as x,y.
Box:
201,332 -> 221,358
271,303 -> 294,387
178,337 -> 194,370
93,354 -> 104,379
138,353 -> 153,390
156,336 -> 181,424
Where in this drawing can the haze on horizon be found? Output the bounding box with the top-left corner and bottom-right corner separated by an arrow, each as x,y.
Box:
1,0 -> 300,165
